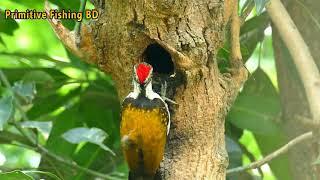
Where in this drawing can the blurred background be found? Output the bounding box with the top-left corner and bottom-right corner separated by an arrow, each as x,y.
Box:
0,0 -> 308,179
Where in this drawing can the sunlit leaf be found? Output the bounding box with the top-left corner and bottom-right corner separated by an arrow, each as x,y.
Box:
254,0 -> 269,14
0,95 -> 14,130
20,121 -> 52,137
0,170 -> 33,180
62,127 -> 115,155
227,68 -> 280,135
9,0 -> 44,9
12,81 -> 37,104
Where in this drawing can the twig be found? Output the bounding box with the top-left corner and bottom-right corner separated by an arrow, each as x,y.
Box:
229,0 -> 248,78
239,143 -> 264,177
227,131 -> 313,175
74,0 -> 87,47
266,0 -> 320,123
226,0 -> 248,105
230,0 -> 242,65
0,70 -> 120,180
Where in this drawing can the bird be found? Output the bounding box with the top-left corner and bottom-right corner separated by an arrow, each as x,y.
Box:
120,62 -> 170,180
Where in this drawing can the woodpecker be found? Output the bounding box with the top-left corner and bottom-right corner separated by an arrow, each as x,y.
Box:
120,62 -> 170,180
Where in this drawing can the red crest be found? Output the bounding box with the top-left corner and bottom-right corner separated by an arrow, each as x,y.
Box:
135,63 -> 152,84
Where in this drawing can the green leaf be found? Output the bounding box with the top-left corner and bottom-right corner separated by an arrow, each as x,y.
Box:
0,10 -> 19,36
73,80 -> 120,179
0,68 -> 70,84
62,127 -> 115,155
227,68 -> 280,135
225,121 -> 244,140
48,0 -> 80,11
48,0 -> 80,30
0,68 -> 74,119
79,82 -> 120,133
27,86 -> 81,119
46,107 -> 82,156
0,36 -> 6,47
240,12 -> 269,61
23,70 -> 55,84
218,13 -> 269,72
41,107 -> 83,178
9,0 -> 44,9
254,133 -> 292,180
254,0 -> 269,14
20,121 -> 52,136
0,170 -> 33,180
0,95 -> 14,131
12,81 -> 36,105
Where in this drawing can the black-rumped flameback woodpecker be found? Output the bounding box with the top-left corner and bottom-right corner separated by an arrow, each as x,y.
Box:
120,62 -> 170,180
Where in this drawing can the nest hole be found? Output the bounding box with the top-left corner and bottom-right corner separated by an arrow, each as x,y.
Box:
142,43 -> 184,115
143,43 -> 174,75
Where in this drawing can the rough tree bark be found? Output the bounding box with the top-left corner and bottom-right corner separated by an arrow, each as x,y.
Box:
273,0 -> 320,179
48,0 -> 247,179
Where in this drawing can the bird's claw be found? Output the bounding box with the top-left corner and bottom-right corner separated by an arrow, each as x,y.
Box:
160,81 -> 177,105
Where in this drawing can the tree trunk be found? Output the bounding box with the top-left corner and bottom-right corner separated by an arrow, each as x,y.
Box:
273,0 -> 320,179
49,0 -> 247,178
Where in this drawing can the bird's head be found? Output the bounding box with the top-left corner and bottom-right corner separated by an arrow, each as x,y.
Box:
134,62 -> 153,86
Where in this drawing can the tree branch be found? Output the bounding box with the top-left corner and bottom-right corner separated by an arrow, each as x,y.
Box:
227,0 -> 248,100
226,131 -> 313,175
266,0 -> 320,122
230,0 -> 242,66
0,70 -> 120,180
45,1 -> 98,64
0,130 -> 32,146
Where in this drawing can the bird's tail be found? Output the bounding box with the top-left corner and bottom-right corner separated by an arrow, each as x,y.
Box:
122,134 -> 154,180
128,171 -> 154,180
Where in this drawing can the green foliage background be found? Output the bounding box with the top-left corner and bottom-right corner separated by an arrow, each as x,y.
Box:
0,0 -> 291,179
